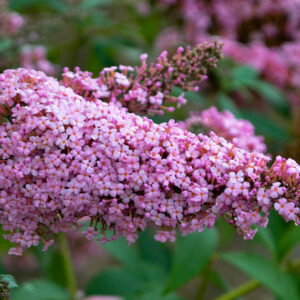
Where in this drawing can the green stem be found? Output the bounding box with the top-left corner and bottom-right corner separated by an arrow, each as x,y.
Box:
57,233 -> 77,300
215,279 -> 260,300
195,260 -> 212,300
215,255 -> 300,300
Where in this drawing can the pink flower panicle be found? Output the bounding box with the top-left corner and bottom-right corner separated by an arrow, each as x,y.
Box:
0,68 -> 298,255
62,42 -> 222,115
180,107 -> 266,153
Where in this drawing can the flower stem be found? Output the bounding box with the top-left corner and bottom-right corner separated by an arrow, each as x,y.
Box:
57,233 -> 77,300
194,259 -> 212,300
215,279 -> 260,300
215,255 -> 300,300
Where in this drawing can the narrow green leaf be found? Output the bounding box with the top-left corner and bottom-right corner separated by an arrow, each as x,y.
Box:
164,228 -> 218,293
217,93 -> 241,117
244,80 -> 290,115
278,226 -> 300,261
232,65 -> 259,81
222,252 -> 299,300
254,227 -> 276,256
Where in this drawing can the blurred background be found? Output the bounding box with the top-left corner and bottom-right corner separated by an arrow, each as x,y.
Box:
0,1 -> 299,299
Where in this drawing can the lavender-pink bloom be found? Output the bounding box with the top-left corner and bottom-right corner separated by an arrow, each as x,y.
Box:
61,42 -> 222,115
180,107 -> 266,153
0,69 -> 298,256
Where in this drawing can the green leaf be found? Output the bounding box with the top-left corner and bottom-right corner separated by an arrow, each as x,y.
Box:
216,218 -> 235,247
254,227 -> 276,256
31,243 -> 54,275
267,210 -> 291,245
244,80 -> 290,115
130,282 -> 183,300
137,230 -> 171,272
10,0 -> 39,10
11,279 -> 69,300
0,274 -> 18,289
184,91 -> 206,105
0,227 -> 14,254
241,110 -> 290,142
93,38 -> 116,67
164,228 -> 218,293
217,93 -> 241,117
126,262 -> 167,284
10,0 -> 69,12
222,252 -> 299,300
232,65 -> 259,81
103,237 -> 141,267
207,270 -> 232,293
80,0 -> 111,9
46,250 -> 67,287
87,262 -> 169,298
278,226 -> 300,261
86,267 -> 142,296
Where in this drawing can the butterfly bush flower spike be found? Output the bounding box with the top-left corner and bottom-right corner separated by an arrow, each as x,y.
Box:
61,42 -> 222,115
0,68 -> 298,256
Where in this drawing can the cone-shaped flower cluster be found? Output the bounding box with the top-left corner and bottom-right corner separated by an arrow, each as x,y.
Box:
0,68 -> 299,255
62,42 -> 222,115
180,107 -> 266,153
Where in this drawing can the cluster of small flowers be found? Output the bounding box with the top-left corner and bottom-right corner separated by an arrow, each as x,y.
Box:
0,0 -> 24,36
61,42 -> 222,115
0,68 -> 298,255
180,107 -> 266,153
20,46 -> 56,75
155,0 -> 300,106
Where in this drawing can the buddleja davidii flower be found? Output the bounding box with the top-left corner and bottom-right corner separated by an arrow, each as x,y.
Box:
180,107 -> 267,153
0,69 -> 298,256
61,42 -> 223,115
